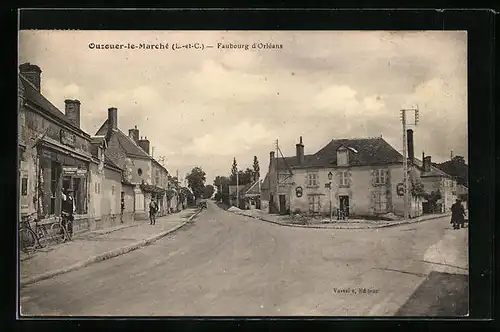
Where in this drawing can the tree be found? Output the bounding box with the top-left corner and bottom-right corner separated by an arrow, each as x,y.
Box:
239,168 -> 254,185
186,167 -> 206,201
180,187 -> 194,206
230,158 -> 238,185
203,185 -> 215,199
253,156 -> 260,181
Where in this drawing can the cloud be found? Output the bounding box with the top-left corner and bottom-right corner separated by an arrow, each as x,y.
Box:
19,30 -> 467,183
182,121 -> 275,157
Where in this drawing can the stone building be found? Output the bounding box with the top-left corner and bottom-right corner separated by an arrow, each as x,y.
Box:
18,62 -> 137,234
261,135 -> 425,218
18,63 -> 93,233
95,109 -> 172,220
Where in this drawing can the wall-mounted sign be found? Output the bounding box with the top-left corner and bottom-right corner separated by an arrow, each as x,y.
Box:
60,129 -> 76,148
396,183 -> 405,196
295,186 -> 303,198
62,166 -> 87,177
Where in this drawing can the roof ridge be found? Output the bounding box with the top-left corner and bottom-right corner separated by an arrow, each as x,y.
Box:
19,73 -> 40,92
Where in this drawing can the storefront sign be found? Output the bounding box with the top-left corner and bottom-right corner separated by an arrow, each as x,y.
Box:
62,166 -> 87,177
62,166 -> 78,175
396,183 -> 405,196
60,129 -> 76,148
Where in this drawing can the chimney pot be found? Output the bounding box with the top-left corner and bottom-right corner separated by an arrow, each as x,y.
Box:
138,137 -> 151,155
406,129 -> 414,164
64,99 -> 81,128
19,63 -> 42,92
423,155 -> 432,172
296,137 -> 305,165
108,107 -> 118,130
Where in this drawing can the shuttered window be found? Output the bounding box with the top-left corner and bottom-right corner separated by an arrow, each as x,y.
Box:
374,191 -> 387,213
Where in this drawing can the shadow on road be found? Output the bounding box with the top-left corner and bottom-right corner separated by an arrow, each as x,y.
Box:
395,271 -> 469,317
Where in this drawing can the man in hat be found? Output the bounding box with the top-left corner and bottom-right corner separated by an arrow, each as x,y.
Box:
149,198 -> 159,225
61,187 -> 75,239
451,198 -> 465,230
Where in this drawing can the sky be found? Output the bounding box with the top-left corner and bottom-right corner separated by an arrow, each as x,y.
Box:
19,30 -> 468,185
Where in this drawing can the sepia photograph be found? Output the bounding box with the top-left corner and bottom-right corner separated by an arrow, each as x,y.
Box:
18,29 -> 469,316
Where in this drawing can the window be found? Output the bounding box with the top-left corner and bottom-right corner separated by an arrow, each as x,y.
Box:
111,185 -> 116,195
339,171 -> 350,187
307,173 -> 318,187
374,169 -> 387,185
337,150 -> 348,166
374,191 -> 387,213
21,178 -> 28,196
155,169 -> 160,185
138,168 -> 143,176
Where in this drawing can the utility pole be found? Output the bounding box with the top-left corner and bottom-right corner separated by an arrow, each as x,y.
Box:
176,169 -> 179,211
275,139 -> 279,213
236,166 -> 239,208
401,110 -> 408,220
400,106 -> 420,220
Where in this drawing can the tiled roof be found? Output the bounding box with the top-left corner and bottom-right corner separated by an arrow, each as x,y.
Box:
104,152 -> 122,170
19,74 -> 87,135
276,137 -> 404,170
261,173 -> 270,190
413,158 -> 452,178
96,119 -> 150,159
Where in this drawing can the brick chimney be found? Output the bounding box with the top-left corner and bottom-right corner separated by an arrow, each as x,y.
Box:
406,129 -> 414,164
129,125 -> 139,143
423,155 -> 432,172
108,107 -> 118,130
269,151 -> 275,168
19,63 -> 42,92
138,136 -> 150,155
296,136 -> 305,165
64,99 -> 81,128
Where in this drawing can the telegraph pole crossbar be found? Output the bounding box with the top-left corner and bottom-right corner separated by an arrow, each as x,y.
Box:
401,106 -> 419,220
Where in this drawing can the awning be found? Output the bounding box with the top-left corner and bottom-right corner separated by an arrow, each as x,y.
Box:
140,183 -> 166,194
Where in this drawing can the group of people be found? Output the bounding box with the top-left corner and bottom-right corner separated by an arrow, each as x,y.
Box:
451,199 -> 467,230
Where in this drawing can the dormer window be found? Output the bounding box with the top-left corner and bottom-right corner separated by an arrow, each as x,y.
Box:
337,147 -> 349,166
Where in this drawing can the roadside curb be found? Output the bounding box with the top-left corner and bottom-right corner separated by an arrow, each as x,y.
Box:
229,210 -> 451,230
84,223 -> 139,237
20,209 -> 202,288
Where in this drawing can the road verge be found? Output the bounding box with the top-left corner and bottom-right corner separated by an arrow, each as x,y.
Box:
228,210 -> 451,230
20,209 -> 202,288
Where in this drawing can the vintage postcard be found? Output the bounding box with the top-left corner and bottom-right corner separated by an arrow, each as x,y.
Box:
18,29 -> 468,316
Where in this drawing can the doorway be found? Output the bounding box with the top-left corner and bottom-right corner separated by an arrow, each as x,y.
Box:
339,195 -> 350,217
279,194 -> 287,215
308,195 -> 321,215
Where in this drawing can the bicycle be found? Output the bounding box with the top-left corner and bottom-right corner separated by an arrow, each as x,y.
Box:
19,212 -> 48,253
50,212 -> 73,243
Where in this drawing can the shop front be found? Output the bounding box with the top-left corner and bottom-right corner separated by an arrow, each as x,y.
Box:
37,140 -> 90,221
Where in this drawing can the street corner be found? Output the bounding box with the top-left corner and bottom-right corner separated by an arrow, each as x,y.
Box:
395,271 -> 469,317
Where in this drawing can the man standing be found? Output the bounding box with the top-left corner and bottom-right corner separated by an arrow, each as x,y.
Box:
120,194 -> 125,224
451,199 -> 465,230
149,199 -> 158,225
61,187 -> 75,239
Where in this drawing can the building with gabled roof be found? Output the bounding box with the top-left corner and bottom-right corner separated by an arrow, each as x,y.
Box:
95,108 -> 173,219
18,63 -> 129,233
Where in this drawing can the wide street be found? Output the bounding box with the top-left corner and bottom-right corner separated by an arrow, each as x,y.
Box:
20,201 -> 468,316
